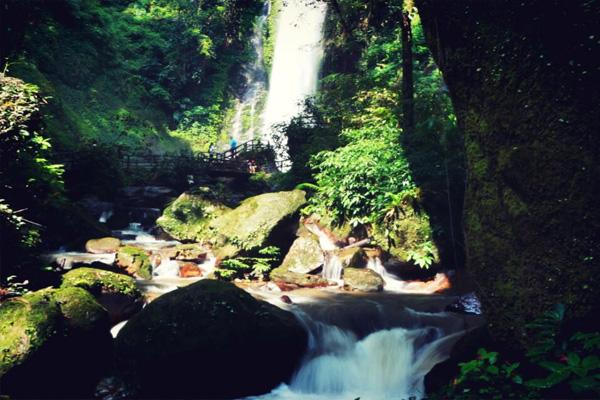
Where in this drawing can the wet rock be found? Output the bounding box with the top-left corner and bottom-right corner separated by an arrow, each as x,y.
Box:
61,267 -> 144,324
0,287 -> 112,398
280,295 -> 293,304
115,280 -> 307,398
206,190 -> 306,259
179,262 -> 203,278
280,234 -> 324,274
156,192 -> 230,242
343,268 -> 384,292
384,257 -> 439,281
334,246 -> 368,269
116,245 -> 152,279
159,243 -> 207,262
270,267 -> 329,289
85,237 -> 121,254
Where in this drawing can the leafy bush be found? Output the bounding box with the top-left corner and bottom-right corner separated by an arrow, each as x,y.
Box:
439,305 -> 600,399
215,246 -> 281,281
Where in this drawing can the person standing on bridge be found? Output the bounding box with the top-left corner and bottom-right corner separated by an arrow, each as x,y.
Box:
229,136 -> 238,157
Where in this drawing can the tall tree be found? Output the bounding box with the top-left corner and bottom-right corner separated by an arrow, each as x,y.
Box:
401,0 -> 414,136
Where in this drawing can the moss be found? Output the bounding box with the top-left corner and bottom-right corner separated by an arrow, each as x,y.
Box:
0,291 -> 61,376
157,192 -> 231,242
51,287 -> 109,332
204,190 -> 306,257
418,0 -> 600,348
61,267 -> 142,299
116,246 -> 152,279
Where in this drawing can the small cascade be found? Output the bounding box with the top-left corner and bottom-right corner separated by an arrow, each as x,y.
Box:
98,210 -> 113,223
261,0 -> 328,163
229,1 -> 270,143
367,256 -> 451,294
322,251 -> 343,282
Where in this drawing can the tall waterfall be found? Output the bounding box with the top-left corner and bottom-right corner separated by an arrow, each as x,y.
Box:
229,2 -> 270,143
261,0 -> 328,161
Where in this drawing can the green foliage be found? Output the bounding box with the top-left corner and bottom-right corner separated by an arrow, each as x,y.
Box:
444,348 -> 527,399
406,240 -> 436,269
4,0 -> 263,156
216,246 -> 281,281
440,305 -> 600,399
0,75 -> 64,258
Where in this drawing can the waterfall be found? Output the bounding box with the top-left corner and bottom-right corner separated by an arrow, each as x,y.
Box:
322,251 -> 343,282
229,2 -> 270,143
250,310 -> 465,400
261,0 -> 328,163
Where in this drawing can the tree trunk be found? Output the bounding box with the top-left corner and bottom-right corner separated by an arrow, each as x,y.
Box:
401,6 -> 414,136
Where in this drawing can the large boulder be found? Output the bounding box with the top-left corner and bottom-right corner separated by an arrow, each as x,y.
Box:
116,245 -> 152,279
156,192 -> 230,242
61,267 -> 144,324
343,268 -> 384,292
280,234 -> 324,274
206,190 -> 307,259
85,237 -> 121,254
0,287 -> 112,398
114,279 -> 307,398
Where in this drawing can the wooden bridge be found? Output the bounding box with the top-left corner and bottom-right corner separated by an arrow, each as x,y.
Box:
58,139 -> 285,185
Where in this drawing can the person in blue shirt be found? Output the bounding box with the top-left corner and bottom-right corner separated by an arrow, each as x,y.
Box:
229,136 -> 238,156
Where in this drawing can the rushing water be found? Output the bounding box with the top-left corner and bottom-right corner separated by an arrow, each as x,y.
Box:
229,2 -> 270,143
261,0 -> 327,163
246,290 -> 479,400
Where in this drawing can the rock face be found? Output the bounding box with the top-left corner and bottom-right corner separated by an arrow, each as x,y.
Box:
0,288 -> 112,398
206,190 -> 307,258
61,267 -> 144,324
156,192 -> 230,242
280,234 -> 324,274
114,279 -> 307,398
417,0 -> 600,347
343,268 -> 384,292
116,245 -> 152,279
85,237 -> 121,254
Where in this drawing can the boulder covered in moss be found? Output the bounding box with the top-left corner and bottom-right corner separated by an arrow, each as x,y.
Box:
114,279 -> 307,398
61,267 -> 144,324
156,192 -> 230,242
0,288 -> 112,398
116,245 -> 152,279
85,237 -> 121,254
270,267 -> 330,289
371,210 -> 439,266
343,268 -> 384,292
206,190 -> 307,259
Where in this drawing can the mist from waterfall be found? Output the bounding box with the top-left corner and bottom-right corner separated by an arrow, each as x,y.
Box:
261,0 -> 328,162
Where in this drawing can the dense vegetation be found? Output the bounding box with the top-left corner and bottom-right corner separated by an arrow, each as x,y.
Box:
276,0 -> 464,267
1,0 -> 263,153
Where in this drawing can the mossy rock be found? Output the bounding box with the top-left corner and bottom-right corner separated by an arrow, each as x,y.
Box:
333,246 -> 368,269
52,287 -> 110,332
61,267 -> 143,324
0,288 -> 112,397
206,190 -> 306,259
116,245 -> 152,279
371,209 -> 440,265
156,192 -> 231,242
0,290 -> 62,377
343,268 -> 384,292
115,279 -> 307,398
85,237 -> 121,254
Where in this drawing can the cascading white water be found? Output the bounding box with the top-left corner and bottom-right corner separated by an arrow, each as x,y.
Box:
251,310 -> 464,400
229,2 -> 270,143
261,0 -> 327,162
